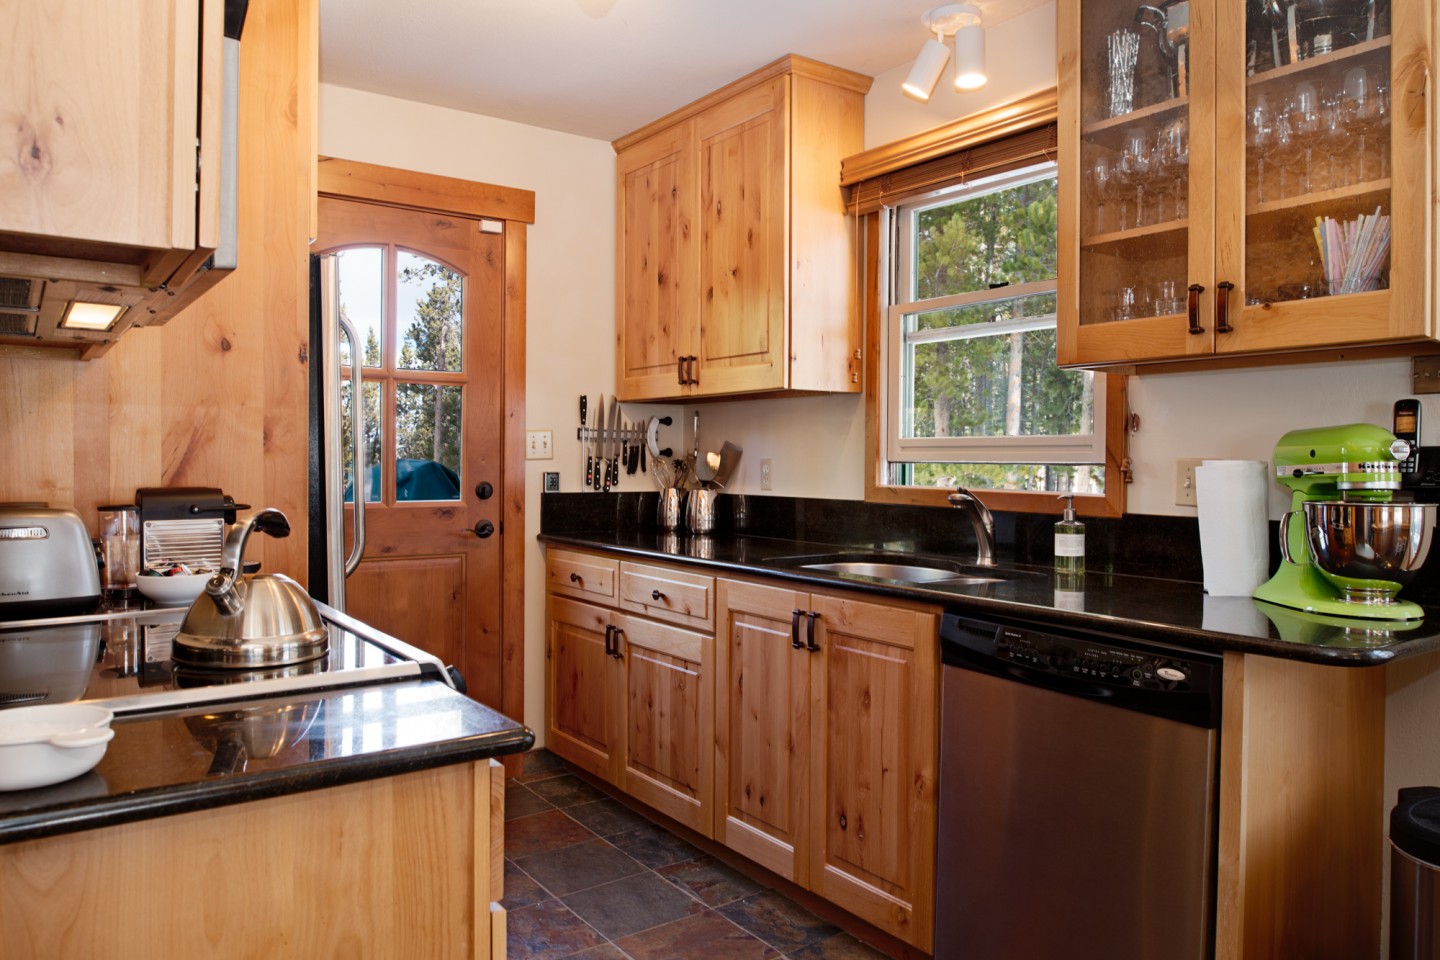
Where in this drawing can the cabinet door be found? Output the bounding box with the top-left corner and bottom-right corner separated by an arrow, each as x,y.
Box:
1058,0 -> 1218,366
693,78 -> 789,396
714,577 -> 812,883
616,121 -> 697,400
807,594 -> 938,952
0,1 -> 203,256
545,595 -> 619,781
1216,0 -> 1430,354
613,612 -> 713,836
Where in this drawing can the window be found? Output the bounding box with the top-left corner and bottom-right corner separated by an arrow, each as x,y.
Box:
886,164 -> 1104,495
843,91 -> 1126,516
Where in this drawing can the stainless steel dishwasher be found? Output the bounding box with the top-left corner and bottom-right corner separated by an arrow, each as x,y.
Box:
934,612 -> 1222,960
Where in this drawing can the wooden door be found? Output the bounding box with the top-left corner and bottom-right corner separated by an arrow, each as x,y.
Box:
714,577 -> 812,883
1057,0 -> 1217,367
613,611 -> 714,836
693,77 -> 789,396
616,121 -> 697,400
807,593 -> 938,951
1213,0 -> 1432,356
316,197 -> 505,706
545,596 -> 620,781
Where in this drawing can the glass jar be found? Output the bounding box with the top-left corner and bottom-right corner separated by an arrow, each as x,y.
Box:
98,504 -> 140,598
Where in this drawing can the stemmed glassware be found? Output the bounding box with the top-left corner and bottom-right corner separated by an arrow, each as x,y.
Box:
1087,153 -> 1117,235
1248,93 -> 1276,203
1153,116 -> 1189,223
1117,127 -> 1151,229
1290,82 -> 1323,192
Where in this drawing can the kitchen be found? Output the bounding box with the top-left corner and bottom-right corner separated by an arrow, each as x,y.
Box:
2,0 -> 1439,958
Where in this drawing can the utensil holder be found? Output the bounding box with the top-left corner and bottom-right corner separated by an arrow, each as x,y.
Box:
657,488 -> 684,531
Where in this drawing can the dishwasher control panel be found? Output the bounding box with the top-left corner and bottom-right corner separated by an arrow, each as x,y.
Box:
996,626 -> 1196,690
941,613 -> 1222,726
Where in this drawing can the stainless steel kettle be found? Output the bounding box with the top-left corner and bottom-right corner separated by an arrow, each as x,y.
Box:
173,508 -> 329,668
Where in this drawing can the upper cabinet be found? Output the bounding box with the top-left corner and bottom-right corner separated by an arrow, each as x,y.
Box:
613,56 -> 871,401
1057,0 -> 1432,369
0,0 -> 233,357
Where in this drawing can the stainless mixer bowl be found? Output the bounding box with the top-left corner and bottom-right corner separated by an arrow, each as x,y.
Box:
1304,500 -> 1438,603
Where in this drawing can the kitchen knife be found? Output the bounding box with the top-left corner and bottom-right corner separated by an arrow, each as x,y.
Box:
593,395 -> 605,491
606,397 -> 621,491
581,395 -> 591,488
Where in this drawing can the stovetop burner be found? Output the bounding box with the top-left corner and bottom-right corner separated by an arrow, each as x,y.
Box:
0,601 -> 454,717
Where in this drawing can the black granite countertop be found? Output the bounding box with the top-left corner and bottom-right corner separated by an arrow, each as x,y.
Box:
539,528 -> 1440,667
0,680 -> 533,845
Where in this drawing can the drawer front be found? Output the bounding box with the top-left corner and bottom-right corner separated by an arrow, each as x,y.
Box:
619,560 -> 714,630
547,549 -> 617,602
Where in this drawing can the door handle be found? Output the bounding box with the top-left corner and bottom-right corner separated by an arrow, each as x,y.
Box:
1215,281 -> 1234,334
338,315 -> 366,577
473,520 -> 495,538
604,623 -> 614,657
806,611 -> 820,652
1186,284 -> 1205,335
791,608 -> 804,650
610,626 -> 624,659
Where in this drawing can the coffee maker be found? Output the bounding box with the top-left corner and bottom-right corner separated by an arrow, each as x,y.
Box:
1254,423 -> 1437,620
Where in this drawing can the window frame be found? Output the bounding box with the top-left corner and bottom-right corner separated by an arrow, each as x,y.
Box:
843,90 -> 1128,518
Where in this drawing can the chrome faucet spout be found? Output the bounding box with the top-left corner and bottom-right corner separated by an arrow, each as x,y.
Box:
947,488 -> 995,567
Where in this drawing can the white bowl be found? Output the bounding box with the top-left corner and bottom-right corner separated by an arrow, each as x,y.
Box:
136,572 -> 211,605
0,704 -> 115,791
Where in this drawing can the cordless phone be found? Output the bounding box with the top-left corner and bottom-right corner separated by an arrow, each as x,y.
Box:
1394,398 -> 1421,475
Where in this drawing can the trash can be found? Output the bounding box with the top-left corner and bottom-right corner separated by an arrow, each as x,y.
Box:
1392,787 -> 1440,959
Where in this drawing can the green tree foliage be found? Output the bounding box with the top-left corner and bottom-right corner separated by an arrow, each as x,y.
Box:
394,258 -> 463,475
903,175 -> 1101,493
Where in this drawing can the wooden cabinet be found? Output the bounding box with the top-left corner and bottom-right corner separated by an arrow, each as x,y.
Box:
0,0 -> 231,351
613,55 -> 870,401
0,760 -> 509,959
1057,0 -> 1433,369
545,550 -> 715,834
714,578 -> 938,951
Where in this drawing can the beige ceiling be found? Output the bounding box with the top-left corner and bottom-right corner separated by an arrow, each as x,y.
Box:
319,0 -> 1050,141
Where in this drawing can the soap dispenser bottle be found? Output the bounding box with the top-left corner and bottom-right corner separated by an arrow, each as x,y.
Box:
1054,493 -> 1085,576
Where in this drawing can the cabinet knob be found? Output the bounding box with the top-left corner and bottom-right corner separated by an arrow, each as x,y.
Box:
651,589 -> 666,601
570,572 -> 581,583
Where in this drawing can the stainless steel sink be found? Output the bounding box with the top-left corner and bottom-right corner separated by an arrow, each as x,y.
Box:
798,561 -> 1003,585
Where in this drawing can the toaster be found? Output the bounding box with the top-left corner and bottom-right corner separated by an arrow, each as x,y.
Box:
0,506 -> 101,618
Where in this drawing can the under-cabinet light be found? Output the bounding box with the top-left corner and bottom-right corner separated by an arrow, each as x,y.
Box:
59,301 -> 126,331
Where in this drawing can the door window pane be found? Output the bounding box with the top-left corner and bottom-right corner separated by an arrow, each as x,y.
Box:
335,247 -> 383,368
394,383 -> 463,501
396,252 -> 463,372
341,381 -> 382,503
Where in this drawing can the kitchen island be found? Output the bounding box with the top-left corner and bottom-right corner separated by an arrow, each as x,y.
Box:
0,651 -> 531,959
540,493 -> 1430,959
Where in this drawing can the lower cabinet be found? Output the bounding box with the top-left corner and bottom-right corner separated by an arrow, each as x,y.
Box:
543,547 -> 940,952
715,577 -> 938,952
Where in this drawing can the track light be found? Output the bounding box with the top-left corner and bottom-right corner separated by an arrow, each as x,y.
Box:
901,4 -> 988,103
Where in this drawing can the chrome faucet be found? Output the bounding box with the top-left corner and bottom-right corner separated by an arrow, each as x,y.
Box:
947,488 -> 995,567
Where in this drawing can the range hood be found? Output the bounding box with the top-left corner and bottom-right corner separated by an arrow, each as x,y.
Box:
0,0 -> 247,360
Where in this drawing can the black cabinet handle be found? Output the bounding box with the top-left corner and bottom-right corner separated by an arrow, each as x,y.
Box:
791,608 -> 804,650
806,611 -> 820,652
603,623 -> 614,657
651,589 -> 665,601
1215,280 -> 1234,334
677,356 -> 687,385
1186,284 -> 1205,335
611,626 -> 624,660
687,356 -> 699,385
569,572 -> 580,583
473,520 -> 495,538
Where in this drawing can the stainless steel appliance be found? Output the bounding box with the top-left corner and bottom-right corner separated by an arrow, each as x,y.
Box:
136,487 -> 247,572
935,613 -> 1221,959
0,506 -> 101,617
0,600 -> 458,720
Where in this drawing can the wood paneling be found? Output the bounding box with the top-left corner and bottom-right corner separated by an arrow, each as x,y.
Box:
545,595 -> 620,781
317,157 -> 535,225
0,0 -> 316,582
346,555 -> 466,669
546,548 -> 618,602
0,762 -> 501,960
618,560 -> 715,630
1215,651 -> 1385,960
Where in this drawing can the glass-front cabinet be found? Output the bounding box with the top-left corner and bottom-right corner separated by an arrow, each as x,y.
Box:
1058,0 -> 1430,367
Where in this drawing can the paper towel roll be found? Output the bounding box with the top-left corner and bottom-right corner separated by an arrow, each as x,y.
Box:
1195,459 -> 1271,597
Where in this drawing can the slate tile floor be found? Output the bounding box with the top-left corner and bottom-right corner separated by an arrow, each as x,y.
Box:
505,751 -> 891,960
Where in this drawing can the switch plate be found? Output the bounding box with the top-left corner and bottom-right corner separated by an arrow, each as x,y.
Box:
526,430 -> 553,460
1175,458 -> 1203,506
760,459 -> 773,491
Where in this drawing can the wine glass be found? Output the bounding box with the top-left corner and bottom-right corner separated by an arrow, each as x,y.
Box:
1268,103 -> 1297,199
1248,93 -> 1276,203
1290,81 -> 1322,193
1087,153 -> 1116,234
1117,127 -> 1151,229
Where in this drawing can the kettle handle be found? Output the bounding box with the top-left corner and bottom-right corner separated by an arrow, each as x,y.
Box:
209,508 -> 292,616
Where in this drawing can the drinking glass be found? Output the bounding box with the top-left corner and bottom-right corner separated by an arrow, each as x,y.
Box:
1290,81 -> 1323,193
1269,104 -> 1298,199
1118,127 -> 1151,229
1341,66 -> 1386,183
1248,94 -> 1276,203
1087,153 -> 1116,234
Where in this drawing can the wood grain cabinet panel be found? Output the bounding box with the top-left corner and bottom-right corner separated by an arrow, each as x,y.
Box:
619,560 -> 715,630
546,549 -> 618,603
545,595 -> 620,782
612,56 -> 870,401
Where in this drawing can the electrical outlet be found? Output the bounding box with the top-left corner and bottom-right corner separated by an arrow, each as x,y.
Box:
760,458 -> 773,491
1175,458 -> 1203,506
526,430 -> 553,460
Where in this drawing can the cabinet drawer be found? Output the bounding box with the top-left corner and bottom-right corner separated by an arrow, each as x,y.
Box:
619,560 -> 714,630
547,549 -> 617,602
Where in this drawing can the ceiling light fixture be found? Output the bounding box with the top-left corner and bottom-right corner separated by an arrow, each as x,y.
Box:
901,4 -> 988,103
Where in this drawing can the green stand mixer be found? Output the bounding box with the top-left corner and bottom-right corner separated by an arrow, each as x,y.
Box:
1254,423 -> 1437,621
